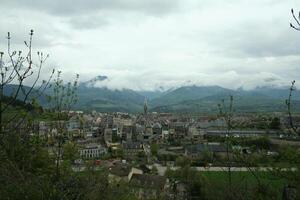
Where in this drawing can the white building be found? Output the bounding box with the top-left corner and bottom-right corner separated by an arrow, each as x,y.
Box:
79,144 -> 107,158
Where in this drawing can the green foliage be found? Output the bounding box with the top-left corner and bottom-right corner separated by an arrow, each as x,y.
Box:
2,95 -> 38,111
230,136 -> 272,150
0,132 -> 138,200
35,110 -> 69,121
150,143 -> 158,156
137,150 -> 146,158
0,133 -> 55,199
49,71 -> 79,112
175,156 -> 191,168
63,142 -> 79,163
166,166 -> 206,199
157,153 -> 177,163
250,137 -> 271,150
277,146 -> 300,164
201,171 -> 286,200
201,147 -> 213,163
151,165 -> 158,175
109,147 -> 123,159
269,117 -> 281,129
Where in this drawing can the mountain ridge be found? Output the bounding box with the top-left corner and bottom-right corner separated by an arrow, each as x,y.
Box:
5,75 -> 299,113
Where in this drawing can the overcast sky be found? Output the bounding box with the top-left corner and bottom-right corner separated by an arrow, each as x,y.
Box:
1,0 -> 300,91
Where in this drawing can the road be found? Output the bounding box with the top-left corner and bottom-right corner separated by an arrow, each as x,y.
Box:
72,163 -> 296,175
150,163 -> 296,176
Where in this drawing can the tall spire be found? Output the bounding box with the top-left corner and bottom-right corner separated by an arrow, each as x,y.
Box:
144,98 -> 148,115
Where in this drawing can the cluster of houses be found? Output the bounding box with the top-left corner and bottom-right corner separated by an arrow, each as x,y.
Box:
36,112 -> 284,165
100,160 -> 183,199
34,105 -> 287,163
28,106 -> 299,199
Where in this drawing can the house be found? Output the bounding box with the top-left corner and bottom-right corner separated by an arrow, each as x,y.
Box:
38,121 -> 51,137
108,162 -> 131,182
197,118 -> 225,129
128,167 -> 143,180
122,142 -> 144,159
169,122 -> 188,139
188,126 -> 204,142
129,174 -> 167,199
104,128 -> 113,143
153,122 -> 162,135
122,125 -> 133,141
162,130 -> 169,140
67,118 -> 80,132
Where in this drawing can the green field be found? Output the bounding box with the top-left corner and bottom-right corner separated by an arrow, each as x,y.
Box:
201,171 -> 287,199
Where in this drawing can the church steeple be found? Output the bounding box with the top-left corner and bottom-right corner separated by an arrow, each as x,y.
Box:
144,98 -> 148,115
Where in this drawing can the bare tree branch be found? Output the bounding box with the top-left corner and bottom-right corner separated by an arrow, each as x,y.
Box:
0,30 -> 54,137
291,8 -> 300,31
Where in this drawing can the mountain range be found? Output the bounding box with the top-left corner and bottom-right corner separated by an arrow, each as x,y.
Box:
4,75 -> 300,113
74,75 -> 300,113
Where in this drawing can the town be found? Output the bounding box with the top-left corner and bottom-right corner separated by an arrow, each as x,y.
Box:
27,100 -> 299,199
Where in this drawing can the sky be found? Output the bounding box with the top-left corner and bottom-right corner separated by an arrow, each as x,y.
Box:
1,0 -> 300,91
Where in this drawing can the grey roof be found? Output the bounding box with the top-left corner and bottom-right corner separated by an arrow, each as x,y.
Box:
122,142 -> 142,150
110,163 -> 131,177
153,122 -> 162,129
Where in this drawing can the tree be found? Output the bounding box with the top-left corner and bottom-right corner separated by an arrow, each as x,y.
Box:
175,156 -> 191,168
151,165 -> 158,175
285,80 -> 299,135
267,10 -> 300,199
63,141 -> 79,163
150,143 -> 158,156
201,147 -> 213,163
0,30 -> 54,136
165,166 -> 205,199
218,95 -> 234,196
269,117 -> 281,130
49,70 -> 79,178
0,31 -> 57,199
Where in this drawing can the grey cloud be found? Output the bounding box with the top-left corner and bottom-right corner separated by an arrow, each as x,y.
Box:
80,69 -> 292,91
235,28 -> 300,58
68,15 -> 109,30
264,77 -> 279,82
201,23 -> 300,58
1,0 -> 300,91
0,14 -> 70,48
2,0 -> 180,16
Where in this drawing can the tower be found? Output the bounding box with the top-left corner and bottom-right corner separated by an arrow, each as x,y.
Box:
144,98 -> 148,115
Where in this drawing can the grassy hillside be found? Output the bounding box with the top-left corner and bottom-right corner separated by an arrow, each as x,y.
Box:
150,86 -> 234,107
75,86 -> 145,112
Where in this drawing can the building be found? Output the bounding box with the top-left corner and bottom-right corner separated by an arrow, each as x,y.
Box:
122,142 -> 144,158
129,174 -> 167,199
108,162 -> 131,182
79,144 -> 107,158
